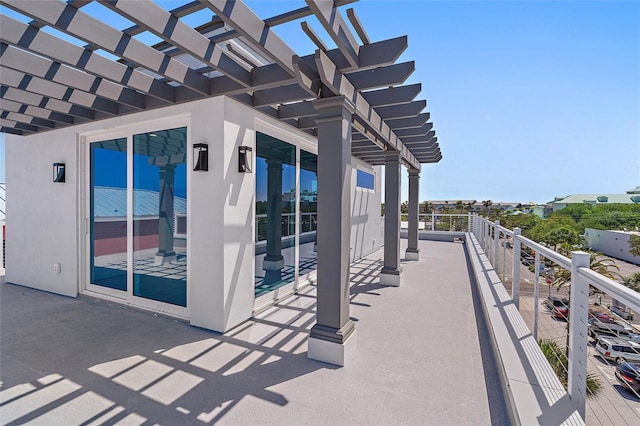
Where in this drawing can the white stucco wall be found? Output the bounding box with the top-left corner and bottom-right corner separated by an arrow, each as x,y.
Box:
5,95 -> 385,333
350,162 -> 382,262
6,128 -> 79,297
584,228 -> 640,265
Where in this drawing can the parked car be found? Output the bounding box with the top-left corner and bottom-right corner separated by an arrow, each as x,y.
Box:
589,321 -> 634,340
552,305 -> 569,320
589,311 -> 617,323
521,254 -> 534,266
544,296 -> 568,310
543,296 -> 569,320
615,362 -> 640,394
596,337 -> 640,364
611,304 -> 635,321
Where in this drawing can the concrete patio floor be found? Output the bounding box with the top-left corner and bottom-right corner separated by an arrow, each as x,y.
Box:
0,239 -> 508,425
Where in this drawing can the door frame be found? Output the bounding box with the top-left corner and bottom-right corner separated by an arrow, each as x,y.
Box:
79,114 -> 191,319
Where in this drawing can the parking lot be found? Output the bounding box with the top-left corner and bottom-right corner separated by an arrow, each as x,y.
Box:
493,242 -> 640,425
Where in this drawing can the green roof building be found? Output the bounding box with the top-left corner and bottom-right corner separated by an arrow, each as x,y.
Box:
552,186 -> 640,212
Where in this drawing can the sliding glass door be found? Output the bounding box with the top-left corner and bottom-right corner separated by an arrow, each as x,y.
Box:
254,133 -> 318,298
86,124 -> 188,314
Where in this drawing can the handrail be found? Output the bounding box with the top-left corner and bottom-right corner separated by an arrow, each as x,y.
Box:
472,213 -> 640,420
578,267 -> 640,314
516,234 -> 572,270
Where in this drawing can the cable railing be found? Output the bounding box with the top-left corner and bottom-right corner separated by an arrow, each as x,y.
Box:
473,215 -> 640,424
399,213 -> 472,232
255,212 -> 317,242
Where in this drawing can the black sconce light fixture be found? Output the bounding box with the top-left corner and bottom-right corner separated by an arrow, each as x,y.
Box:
238,146 -> 252,173
193,143 -> 208,171
53,162 -> 65,183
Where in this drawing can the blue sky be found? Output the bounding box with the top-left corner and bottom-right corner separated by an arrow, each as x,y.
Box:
251,0 -> 640,204
1,0 -> 638,204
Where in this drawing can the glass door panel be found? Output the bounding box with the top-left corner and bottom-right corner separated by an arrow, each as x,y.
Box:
298,150 -> 317,277
89,138 -> 128,291
132,127 -> 187,307
254,132 -> 296,296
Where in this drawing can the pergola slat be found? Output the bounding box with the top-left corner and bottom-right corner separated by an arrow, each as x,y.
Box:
305,0 -> 360,69
361,84 -> 421,107
0,43 -> 146,110
1,85 -> 95,120
0,0 -> 440,165
0,98 -> 75,125
2,0 -> 211,95
200,0 -> 297,77
0,15 -> 176,103
346,62 -> 415,91
393,122 -> 433,137
0,67 -> 122,115
100,0 -> 252,87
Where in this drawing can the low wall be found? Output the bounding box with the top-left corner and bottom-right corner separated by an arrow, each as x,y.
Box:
464,232 -> 584,426
400,229 -> 465,242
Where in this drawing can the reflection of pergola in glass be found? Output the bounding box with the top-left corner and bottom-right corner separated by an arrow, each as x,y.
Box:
257,133 -> 318,280
135,129 -> 187,266
94,129 -> 187,266
1,0 -> 441,366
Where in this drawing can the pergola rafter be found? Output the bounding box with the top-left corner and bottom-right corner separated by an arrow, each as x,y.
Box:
0,0 -> 441,166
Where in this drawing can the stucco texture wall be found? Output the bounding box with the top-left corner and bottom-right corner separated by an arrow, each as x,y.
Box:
585,228 -> 640,265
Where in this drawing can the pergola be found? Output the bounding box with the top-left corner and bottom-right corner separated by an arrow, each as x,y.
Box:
0,0 -> 442,365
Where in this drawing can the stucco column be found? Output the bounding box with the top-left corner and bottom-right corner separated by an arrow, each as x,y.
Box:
307,95 -> 357,366
380,151 -> 403,286
405,168 -> 420,260
263,158 -> 284,271
155,164 -> 177,265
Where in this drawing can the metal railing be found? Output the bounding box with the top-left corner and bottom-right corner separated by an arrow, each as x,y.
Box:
400,213 -> 472,232
473,215 -> 640,423
255,212 -> 317,242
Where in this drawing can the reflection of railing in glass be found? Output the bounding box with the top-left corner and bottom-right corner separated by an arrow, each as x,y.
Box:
256,213 -> 317,241
398,213 -> 472,232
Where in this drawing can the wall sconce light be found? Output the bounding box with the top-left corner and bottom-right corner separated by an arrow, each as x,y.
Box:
238,146 -> 252,173
53,162 -> 65,183
193,143 -> 208,172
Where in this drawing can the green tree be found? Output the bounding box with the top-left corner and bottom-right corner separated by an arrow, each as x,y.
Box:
553,252 -> 623,290
629,234 -> 640,257
454,200 -> 464,212
501,213 -> 541,233
420,201 -> 433,214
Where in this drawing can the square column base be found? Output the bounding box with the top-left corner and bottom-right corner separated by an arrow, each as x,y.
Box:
154,253 -> 176,266
405,249 -> 420,261
308,329 -> 357,366
263,258 -> 285,270
380,268 -> 403,287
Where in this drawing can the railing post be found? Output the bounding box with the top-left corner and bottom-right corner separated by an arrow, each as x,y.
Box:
512,228 -> 521,309
484,217 -> 488,249
431,212 -> 435,231
493,220 -> 500,268
482,218 -> 486,249
568,251 -> 591,421
533,251 -> 540,341
468,212 -> 471,232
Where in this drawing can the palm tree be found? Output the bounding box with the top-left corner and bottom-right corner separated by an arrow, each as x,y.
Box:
622,272 -> 640,292
552,252 -> 622,290
482,200 -> 493,215
552,252 -> 623,357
